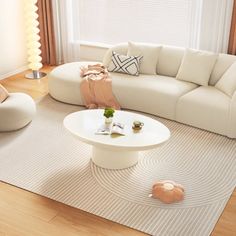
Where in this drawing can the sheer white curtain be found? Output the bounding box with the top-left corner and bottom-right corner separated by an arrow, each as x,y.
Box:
52,0 -> 80,64
52,0 -> 234,64
196,0 -> 234,53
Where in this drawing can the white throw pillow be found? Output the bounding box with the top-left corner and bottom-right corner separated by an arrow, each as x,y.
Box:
127,42 -> 161,75
215,62 -> 236,97
108,51 -> 142,76
176,49 -> 218,86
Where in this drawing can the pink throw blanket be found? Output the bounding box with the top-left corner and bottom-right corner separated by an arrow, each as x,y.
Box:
80,64 -> 120,109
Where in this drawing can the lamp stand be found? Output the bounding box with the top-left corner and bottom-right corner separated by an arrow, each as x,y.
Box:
25,70 -> 47,79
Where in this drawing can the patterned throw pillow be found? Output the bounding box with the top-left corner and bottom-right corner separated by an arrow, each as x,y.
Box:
108,51 -> 142,76
0,84 -> 9,103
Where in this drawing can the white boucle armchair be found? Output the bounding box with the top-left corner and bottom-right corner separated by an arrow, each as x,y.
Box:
0,93 -> 36,132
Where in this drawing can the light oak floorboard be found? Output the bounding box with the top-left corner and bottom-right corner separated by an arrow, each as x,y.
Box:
0,66 -> 235,236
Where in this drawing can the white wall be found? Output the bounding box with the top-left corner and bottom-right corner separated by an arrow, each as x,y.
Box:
0,0 -> 28,80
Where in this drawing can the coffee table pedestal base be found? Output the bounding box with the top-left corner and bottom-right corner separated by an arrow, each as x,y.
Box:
92,147 -> 139,169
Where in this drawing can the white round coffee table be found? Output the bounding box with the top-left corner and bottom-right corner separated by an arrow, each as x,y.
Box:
63,110 -> 170,169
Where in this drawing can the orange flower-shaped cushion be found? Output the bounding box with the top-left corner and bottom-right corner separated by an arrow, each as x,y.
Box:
150,180 -> 185,204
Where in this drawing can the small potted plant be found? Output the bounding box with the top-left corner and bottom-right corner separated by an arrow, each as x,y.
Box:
104,108 -> 115,124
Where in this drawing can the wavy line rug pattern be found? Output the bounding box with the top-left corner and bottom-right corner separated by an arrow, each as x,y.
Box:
0,95 -> 235,236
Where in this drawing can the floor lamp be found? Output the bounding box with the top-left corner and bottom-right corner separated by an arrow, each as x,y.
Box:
24,0 -> 46,79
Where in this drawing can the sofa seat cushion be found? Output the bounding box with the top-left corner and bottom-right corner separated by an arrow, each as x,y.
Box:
176,86 -> 230,135
110,73 -> 198,119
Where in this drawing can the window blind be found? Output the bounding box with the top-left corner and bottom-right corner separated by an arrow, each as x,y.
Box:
73,0 -> 193,47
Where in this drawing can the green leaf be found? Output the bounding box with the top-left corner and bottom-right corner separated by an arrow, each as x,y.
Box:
103,108 -> 115,118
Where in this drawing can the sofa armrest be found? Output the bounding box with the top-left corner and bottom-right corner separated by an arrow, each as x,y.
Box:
227,91 -> 236,138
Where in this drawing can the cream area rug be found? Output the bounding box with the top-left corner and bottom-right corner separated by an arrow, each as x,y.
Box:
0,95 -> 235,236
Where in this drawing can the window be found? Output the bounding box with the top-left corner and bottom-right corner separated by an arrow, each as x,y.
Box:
53,0 -> 233,63
73,0 -> 194,47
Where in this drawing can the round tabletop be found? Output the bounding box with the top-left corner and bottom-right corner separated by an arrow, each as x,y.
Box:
63,109 -> 170,151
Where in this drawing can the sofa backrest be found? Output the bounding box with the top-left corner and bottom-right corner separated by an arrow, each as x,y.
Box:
103,43 -> 236,85
209,53 -> 236,86
103,43 -> 185,77
157,46 -> 185,77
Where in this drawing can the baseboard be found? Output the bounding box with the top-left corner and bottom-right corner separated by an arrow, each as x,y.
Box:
0,65 -> 28,80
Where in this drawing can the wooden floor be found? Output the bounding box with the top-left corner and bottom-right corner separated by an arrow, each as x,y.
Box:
0,66 -> 235,236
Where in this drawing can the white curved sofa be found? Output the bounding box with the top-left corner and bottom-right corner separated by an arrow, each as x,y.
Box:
49,43 -> 236,138
0,93 -> 36,131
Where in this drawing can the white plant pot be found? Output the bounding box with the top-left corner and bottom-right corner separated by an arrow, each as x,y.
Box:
105,117 -> 113,124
